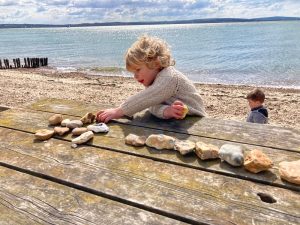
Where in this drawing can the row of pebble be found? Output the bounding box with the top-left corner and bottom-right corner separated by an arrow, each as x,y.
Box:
125,133 -> 300,185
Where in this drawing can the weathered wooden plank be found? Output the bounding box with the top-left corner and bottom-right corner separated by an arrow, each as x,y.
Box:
0,166 -> 181,225
0,128 -> 299,225
27,98 -> 300,152
0,108 -> 299,191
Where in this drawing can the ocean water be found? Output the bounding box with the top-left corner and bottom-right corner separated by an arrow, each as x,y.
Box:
0,21 -> 300,88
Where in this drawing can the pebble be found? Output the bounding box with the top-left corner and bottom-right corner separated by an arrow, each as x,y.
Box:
219,144 -> 244,167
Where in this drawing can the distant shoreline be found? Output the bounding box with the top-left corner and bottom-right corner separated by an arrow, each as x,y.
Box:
1,16 -> 300,29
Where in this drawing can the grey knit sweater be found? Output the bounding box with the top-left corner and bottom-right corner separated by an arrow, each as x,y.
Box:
120,66 -> 207,119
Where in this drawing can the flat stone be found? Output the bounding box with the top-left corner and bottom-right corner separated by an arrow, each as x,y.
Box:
61,118 -> 71,127
244,149 -> 273,173
145,134 -> 175,150
219,144 -> 244,167
34,129 -> 54,141
195,141 -> 219,160
174,140 -> 195,155
54,127 -> 70,136
72,131 -> 94,145
279,160 -> 300,185
80,112 -> 95,124
125,134 -> 147,146
48,114 -> 63,126
72,127 -> 88,136
87,123 -> 109,133
66,120 -> 83,129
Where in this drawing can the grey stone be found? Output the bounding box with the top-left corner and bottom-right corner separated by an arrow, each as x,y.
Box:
219,144 -> 244,167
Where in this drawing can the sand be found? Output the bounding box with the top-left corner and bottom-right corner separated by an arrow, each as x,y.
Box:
0,68 -> 299,130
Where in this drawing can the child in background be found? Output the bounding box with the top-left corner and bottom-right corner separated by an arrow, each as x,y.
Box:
96,35 -> 206,123
246,88 -> 268,124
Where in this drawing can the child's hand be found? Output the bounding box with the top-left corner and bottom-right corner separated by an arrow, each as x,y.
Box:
163,101 -> 187,119
96,107 -> 124,123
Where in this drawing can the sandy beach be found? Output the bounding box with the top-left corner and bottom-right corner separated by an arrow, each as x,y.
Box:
0,68 -> 299,130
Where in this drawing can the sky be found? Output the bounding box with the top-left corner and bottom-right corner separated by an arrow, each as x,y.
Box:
0,0 -> 300,24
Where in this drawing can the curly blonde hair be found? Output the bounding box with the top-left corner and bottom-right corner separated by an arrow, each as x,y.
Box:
125,35 -> 175,70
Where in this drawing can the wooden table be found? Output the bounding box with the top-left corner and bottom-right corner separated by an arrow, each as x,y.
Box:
0,98 -> 299,225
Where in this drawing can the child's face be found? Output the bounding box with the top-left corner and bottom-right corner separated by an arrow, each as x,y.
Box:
128,63 -> 161,87
248,99 -> 263,109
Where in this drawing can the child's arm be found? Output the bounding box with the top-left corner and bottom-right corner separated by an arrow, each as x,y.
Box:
120,71 -> 178,117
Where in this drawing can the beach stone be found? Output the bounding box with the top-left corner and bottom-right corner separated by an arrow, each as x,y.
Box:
80,112 -> 96,124
244,149 -> 273,173
54,126 -> 70,136
180,104 -> 189,119
66,120 -> 83,129
71,143 -> 78,149
219,144 -> 244,167
72,127 -> 88,136
279,160 -> 300,185
72,131 -> 94,145
195,141 -> 219,160
145,134 -> 176,150
87,123 -> 109,133
174,140 -> 195,155
34,129 -> 54,141
125,134 -> 147,147
48,114 -> 63,126
61,118 -> 71,127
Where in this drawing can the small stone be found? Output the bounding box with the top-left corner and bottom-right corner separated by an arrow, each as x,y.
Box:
72,131 -> 94,145
180,104 -> 189,119
87,123 -> 109,133
174,140 -> 195,155
80,112 -> 96,124
219,144 -> 244,167
72,127 -> 88,136
48,114 -> 63,126
54,127 -> 70,136
145,134 -> 176,150
244,149 -> 273,173
71,143 -> 78,148
125,134 -> 147,146
61,119 -> 71,127
279,160 -> 300,185
35,129 -> 54,141
195,141 -> 219,160
66,120 -> 83,129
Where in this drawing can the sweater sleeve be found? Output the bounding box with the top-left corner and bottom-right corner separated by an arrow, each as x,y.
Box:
149,104 -> 169,119
120,70 -> 178,116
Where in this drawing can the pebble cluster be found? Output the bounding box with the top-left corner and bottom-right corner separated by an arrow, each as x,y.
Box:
125,133 -> 300,185
34,113 -> 109,148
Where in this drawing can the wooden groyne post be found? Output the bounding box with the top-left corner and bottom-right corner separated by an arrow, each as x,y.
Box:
0,57 -> 48,69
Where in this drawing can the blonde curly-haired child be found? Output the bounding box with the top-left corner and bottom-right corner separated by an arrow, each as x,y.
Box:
96,35 -> 206,123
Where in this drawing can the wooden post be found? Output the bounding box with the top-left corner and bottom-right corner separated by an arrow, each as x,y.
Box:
5,59 -> 9,69
13,59 -> 16,68
0,59 -> 2,69
27,58 -> 30,68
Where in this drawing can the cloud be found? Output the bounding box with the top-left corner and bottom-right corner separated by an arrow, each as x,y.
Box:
0,0 -> 16,6
0,0 -> 299,24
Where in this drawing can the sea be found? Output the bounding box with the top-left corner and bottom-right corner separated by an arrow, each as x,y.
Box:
1,21 -> 300,88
